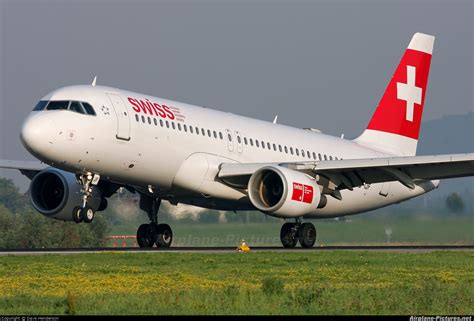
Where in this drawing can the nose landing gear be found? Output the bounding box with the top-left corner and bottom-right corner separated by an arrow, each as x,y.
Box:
280,219 -> 317,248
72,173 -> 99,223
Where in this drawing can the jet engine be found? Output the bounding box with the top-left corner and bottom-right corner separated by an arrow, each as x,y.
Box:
29,168 -> 102,221
248,165 -> 322,218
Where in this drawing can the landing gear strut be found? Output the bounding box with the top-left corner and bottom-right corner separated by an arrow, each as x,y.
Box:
137,195 -> 173,248
280,219 -> 316,248
72,173 -> 99,223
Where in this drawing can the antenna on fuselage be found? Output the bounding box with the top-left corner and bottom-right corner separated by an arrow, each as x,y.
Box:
91,76 -> 97,87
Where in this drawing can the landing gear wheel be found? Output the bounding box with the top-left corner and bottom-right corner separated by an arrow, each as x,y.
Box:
81,206 -> 95,223
137,224 -> 156,248
155,224 -> 173,248
280,223 -> 298,248
72,206 -> 83,223
298,222 -> 317,248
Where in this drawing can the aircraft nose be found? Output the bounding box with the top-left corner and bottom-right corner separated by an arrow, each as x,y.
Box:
20,114 -> 57,160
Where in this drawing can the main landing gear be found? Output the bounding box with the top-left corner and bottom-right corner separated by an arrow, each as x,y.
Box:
136,195 -> 173,248
280,219 -> 317,248
72,173 -> 99,224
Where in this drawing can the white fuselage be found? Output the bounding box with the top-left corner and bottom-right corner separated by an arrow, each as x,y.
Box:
21,85 -> 437,218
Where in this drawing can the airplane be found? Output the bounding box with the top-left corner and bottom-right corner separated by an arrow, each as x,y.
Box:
1,32 -> 473,248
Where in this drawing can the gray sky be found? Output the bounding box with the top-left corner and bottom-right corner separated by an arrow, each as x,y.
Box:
0,0 -> 472,189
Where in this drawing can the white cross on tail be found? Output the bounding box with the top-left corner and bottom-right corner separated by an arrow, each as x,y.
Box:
397,65 -> 422,122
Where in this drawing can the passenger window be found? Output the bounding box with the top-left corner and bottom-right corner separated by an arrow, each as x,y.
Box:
135,114 -> 139,122
159,119 -> 164,127
290,147 -> 293,155
213,131 -> 217,138
190,126 -> 194,133
267,142 -> 271,150
154,118 -> 158,126
278,145 -> 282,152
324,155 -> 327,161
172,122 -> 176,129
237,136 -> 241,144
207,129 -> 211,137
244,137 -> 248,145
256,140 -> 259,148
142,116 -> 146,123
329,155 -> 333,160
227,133 -> 232,142
178,123 -> 181,131
166,121 -> 170,128
201,128 -> 206,136
250,139 -> 254,146
82,102 -> 96,115
33,100 -> 48,111
295,149 -> 299,156
312,152 -> 316,160
318,153 -> 322,161
195,127 -> 199,134
184,124 -> 187,132
273,143 -> 276,151
148,117 -> 152,125
219,132 -> 223,140
261,141 -> 265,149
284,146 -> 288,153
46,101 -> 69,111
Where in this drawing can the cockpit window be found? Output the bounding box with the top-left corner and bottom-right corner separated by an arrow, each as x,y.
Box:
33,100 -> 48,111
82,102 -> 96,115
69,101 -> 85,114
33,100 -> 96,116
46,101 -> 70,111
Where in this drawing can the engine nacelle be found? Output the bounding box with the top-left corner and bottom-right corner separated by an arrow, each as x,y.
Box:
248,165 -> 321,218
29,168 -> 101,221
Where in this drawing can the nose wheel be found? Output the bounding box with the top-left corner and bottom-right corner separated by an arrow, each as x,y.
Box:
280,221 -> 317,248
71,173 -> 99,223
72,205 -> 95,223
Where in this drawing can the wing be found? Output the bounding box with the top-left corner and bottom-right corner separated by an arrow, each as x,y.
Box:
218,153 -> 474,195
0,159 -> 48,179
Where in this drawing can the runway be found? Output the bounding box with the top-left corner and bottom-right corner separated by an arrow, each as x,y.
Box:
0,245 -> 473,255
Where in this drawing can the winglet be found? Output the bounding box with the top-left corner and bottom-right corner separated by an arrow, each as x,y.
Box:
91,76 -> 97,87
273,115 -> 278,124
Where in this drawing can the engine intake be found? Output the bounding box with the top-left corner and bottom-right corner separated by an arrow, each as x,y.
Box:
248,165 -> 321,218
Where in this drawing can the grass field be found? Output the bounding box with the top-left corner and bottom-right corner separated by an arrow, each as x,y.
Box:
107,217 -> 474,247
1,251 -> 473,315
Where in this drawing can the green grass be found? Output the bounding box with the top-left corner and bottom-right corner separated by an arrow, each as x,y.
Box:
107,217 -> 474,247
1,251 -> 473,315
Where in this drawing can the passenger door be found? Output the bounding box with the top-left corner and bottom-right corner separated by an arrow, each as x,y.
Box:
107,93 -> 130,141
